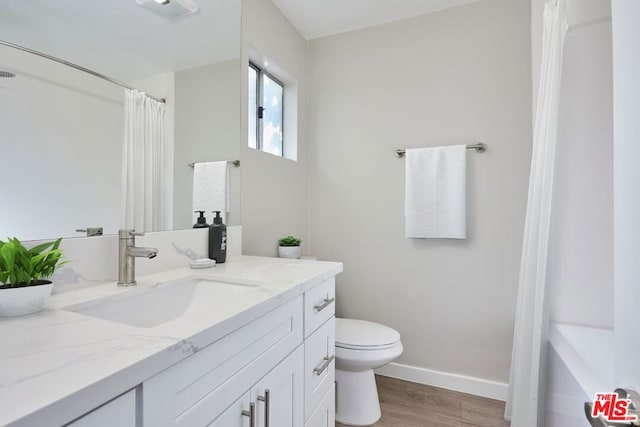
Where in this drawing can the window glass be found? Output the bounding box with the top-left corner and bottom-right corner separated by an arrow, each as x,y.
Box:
261,73 -> 283,156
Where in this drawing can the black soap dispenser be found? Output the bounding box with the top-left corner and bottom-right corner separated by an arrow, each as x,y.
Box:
208,211 -> 227,263
193,211 -> 209,229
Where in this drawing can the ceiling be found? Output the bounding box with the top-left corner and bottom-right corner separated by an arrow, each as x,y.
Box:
271,0 -> 480,40
0,0 -> 240,82
0,0 -> 479,81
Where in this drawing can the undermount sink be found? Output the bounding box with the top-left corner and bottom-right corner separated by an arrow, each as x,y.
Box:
63,277 -> 258,328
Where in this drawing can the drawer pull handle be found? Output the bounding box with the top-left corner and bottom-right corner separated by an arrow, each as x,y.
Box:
242,402 -> 255,427
314,355 -> 335,376
314,297 -> 335,312
257,389 -> 270,427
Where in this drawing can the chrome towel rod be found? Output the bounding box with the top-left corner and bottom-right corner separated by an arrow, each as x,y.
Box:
395,143 -> 487,158
0,39 -> 166,104
188,160 -> 241,168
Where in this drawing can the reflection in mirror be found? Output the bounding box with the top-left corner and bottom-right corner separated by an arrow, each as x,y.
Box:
0,0 -> 241,241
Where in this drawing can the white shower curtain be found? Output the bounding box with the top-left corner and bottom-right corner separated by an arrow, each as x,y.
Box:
121,89 -> 168,232
505,1 -> 567,425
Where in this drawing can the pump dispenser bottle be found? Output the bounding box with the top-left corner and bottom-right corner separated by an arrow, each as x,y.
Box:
208,211 -> 227,263
193,211 -> 209,229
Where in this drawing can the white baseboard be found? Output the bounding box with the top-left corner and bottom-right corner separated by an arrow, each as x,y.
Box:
375,362 -> 508,402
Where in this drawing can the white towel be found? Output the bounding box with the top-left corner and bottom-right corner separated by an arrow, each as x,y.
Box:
192,161 -> 229,224
405,145 -> 466,239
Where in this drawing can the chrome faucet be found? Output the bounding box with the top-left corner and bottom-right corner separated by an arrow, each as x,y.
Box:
118,229 -> 158,287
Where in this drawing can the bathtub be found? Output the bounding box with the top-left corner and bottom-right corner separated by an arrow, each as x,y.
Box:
545,323 -> 615,426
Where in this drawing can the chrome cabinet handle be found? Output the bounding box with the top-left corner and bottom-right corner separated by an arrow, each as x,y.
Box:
314,355 -> 335,376
257,389 -> 270,427
242,402 -> 255,427
314,297 -> 335,312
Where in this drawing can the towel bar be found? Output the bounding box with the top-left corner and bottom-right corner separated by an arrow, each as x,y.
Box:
395,143 -> 487,158
188,160 -> 240,168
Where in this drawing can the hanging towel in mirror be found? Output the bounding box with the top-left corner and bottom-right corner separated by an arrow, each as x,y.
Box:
193,161 -> 229,224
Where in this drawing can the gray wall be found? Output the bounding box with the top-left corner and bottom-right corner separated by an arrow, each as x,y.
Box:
308,0 -> 531,384
240,0 -> 309,256
0,44 -> 122,241
174,59 -> 242,229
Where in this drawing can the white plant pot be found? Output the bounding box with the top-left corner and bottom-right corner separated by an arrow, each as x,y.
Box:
0,282 -> 53,317
278,246 -> 301,259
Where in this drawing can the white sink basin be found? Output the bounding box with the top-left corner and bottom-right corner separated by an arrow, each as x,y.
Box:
63,277 -> 258,328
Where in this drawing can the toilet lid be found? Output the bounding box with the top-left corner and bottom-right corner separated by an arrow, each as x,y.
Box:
335,318 -> 400,349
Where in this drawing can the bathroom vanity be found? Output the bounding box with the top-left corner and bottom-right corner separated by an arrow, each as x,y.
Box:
0,256 -> 341,427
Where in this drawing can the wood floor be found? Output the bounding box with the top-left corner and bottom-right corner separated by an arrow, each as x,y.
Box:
336,375 -> 510,427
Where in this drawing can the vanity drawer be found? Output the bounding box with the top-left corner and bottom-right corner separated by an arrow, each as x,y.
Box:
143,296 -> 303,427
304,277 -> 335,338
305,385 -> 335,427
304,316 -> 335,421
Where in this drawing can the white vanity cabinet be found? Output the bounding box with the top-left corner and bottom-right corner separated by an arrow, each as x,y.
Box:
65,390 -> 136,427
142,276 -> 337,427
206,392 -> 251,427
208,346 -> 304,427
142,296 -> 303,426
305,385 -> 335,427
303,277 -> 336,426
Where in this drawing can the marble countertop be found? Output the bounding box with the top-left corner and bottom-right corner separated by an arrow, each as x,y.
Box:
0,256 -> 342,427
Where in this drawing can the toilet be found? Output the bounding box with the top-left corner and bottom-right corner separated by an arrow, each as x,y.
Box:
335,318 -> 403,426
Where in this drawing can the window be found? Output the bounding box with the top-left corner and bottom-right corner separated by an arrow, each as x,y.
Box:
249,62 -> 284,156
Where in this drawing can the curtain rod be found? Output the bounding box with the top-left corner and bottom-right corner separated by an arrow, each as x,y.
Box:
0,39 -> 166,104
395,143 -> 487,158
188,160 -> 241,168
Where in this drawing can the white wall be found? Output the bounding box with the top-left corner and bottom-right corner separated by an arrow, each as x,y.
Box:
309,0 -> 531,387
0,45 -> 123,241
611,0 -> 640,388
240,0 -> 309,256
173,59 -> 241,229
532,0 -> 611,114
547,7 -> 613,328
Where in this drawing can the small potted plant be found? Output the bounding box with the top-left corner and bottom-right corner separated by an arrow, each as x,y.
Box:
0,237 -> 67,317
278,235 -> 302,259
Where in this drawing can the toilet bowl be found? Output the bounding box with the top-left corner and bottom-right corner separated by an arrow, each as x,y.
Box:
335,318 -> 403,426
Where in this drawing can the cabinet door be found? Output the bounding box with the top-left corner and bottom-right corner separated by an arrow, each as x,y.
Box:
252,346 -> 304,427
208,392 -> 251,427
143,297 -> 303,427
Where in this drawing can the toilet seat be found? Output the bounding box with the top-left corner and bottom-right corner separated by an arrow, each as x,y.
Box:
335,318 -> 401,350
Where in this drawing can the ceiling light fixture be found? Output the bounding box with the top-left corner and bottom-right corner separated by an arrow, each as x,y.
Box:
134,0 -> 199,21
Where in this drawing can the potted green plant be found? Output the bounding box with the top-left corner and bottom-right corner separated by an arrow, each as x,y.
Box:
0,237 -> 67,317
278,235 -> 302,259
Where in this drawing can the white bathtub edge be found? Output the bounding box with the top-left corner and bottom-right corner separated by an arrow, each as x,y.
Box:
549,323 -> 615,397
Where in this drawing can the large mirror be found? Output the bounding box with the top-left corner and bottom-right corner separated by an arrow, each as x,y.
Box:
0,0 -> 241,241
